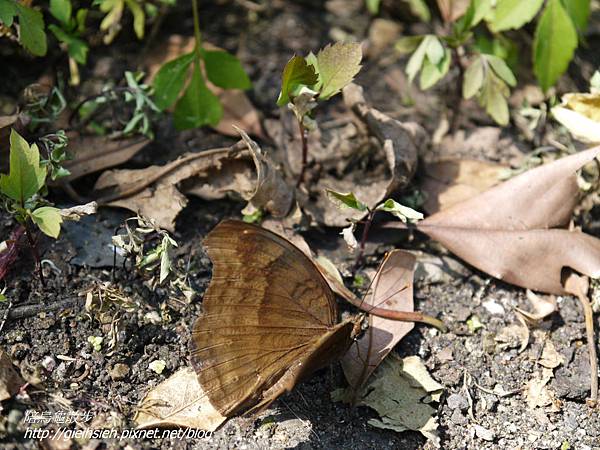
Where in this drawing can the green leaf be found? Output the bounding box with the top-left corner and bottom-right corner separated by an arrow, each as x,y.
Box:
560,0 -> 590,32
375,198 -> 423,223
152,52 -> 195,110
31,206 -> 63,238
0,0 -> 18,27
480,72 -> 510,125
489,0 -> 544,32
419,48 -> 450,90
311,42 -> 362,100
463,56 -> 484,99
326,189 -> 368,212
472,0 -> 493,26
48,25 -> 88,64
277,55 -> 318,106
50,0 -> 71,24
0,130 -> 46,204
395,36 -> 424,55
484,54 -> 516,87
173,64 -> 223,130
424,36 -> 444,65
203,50 -> 252,90
406,0 -> 430,22
159,235 -> 172,283
365,0 -> 381,14
124,0 -> 144,39
15,4 -> 47,56
406,35 -> 433,83
533,0 -> 578,92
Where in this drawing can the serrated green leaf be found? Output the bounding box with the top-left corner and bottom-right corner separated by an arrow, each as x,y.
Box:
0,0 -> 18,27
50,0 -> 71,24
419,48 -> 450,90
153,52 -> 195,110
124,0 -> 144,39
375,198 -> 423,223
31,206 -> 63,238
0,130 -> 46,204
463,56 -> 484,99
173,64 -> 223,130
326,189 -> 368,212
489,0 -> 544,32
277,55 -> 318,106
472,0 -> 493,26
203,50 -> 251,90
484,54 -> 516,87
15,4 -> 47,56
312,42 -> 362,100
561,0 -> 590,32
533,0 -> 578,92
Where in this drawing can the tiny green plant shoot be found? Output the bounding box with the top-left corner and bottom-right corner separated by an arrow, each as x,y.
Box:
0,130 -> 70,285
152,0 -> 251,130
392,0 -> 590,125
327,189 -> 423,271
277,42 -> 363,187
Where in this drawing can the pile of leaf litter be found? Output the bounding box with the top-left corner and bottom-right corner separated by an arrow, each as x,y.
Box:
2,1 -> 600,449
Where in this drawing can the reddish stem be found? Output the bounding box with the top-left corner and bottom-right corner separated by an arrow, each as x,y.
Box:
296,118 -> 309,188
23,221 -> 45,286
353,209 -> 376,273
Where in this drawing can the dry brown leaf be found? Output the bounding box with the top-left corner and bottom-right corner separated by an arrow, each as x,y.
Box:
341,250 -> 415,389
538,340 -> 564,369
421,159 -> 509,214
412,146 -> 600,294
515,290 -> 557,325
60,133 -> 150,182
525,368 -> 558,410
0,349 -> 24,401
301,83 -> 422,227
436,0 -> 471,23
144,35 -> 263,138
134,367 -> 226,431
94,137 -> 293,230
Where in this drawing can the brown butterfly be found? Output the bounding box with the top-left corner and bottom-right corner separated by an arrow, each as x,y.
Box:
190,220 -> 363,417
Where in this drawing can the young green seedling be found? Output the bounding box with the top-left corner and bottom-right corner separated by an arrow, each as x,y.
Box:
277,42 -> 363,187
152,0 -> 251,130
0,130 -> 70,285
327,189 -> 423,272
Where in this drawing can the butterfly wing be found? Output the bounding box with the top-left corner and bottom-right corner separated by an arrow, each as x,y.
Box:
190,220 -> 345,416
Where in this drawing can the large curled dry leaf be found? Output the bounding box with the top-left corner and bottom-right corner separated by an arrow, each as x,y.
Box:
134,367 -> 226,431
94,135 -> 293,230
0,349 -> 24,401
145,35 -> 263,138
59,133 -> 150,182
301,83 -> 422,227
421,159 -> 509,214
341,250 -> 415,390
411,146 -> 600,294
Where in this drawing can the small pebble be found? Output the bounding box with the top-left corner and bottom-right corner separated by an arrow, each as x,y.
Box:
109,363 -> 130,381
447,393 -> 469,411
473,424 -> 495,442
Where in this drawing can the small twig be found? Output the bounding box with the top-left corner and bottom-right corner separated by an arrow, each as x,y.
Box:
450,47 -> 465,133
23,220 -> 44,286
353,209 -> 376,273
5,297 -> 83,321
0,296 -> 13,336
295,118 -> 309,188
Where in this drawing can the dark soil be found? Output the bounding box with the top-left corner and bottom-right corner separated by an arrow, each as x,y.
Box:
1,1 -> 600,449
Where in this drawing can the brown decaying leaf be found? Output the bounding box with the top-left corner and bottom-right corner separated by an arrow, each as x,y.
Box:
436,0 -> 471,23
134,367 -> 226,431
144,35 -> 263,138
0,226 -> 25,282
302,83 -> 422,227
189,220 -> 360,416
515,290 -> 557,325
94,136 -> 293,231
0,349 -> 24,401
421,159 -> 508,214
411,146 -> 600,294
341,250 -> 415,390
59,132 -> 150,182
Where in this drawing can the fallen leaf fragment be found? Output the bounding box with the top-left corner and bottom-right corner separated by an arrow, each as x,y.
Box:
341,250 -> 416,389
413,146 -> 600,294
59,202 -> 97,221
135,367 -> 226,431
421,159 -> 509,214
495,323 -> 529,353
0,349 -> 24,401
538,340 -> 564,369
525,368 -> 558,410
0,226 -> 25,282
552,92 -> 600,144
515,290 -> 557,325
94,137 -> 293,230
360,355 -> 443,447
